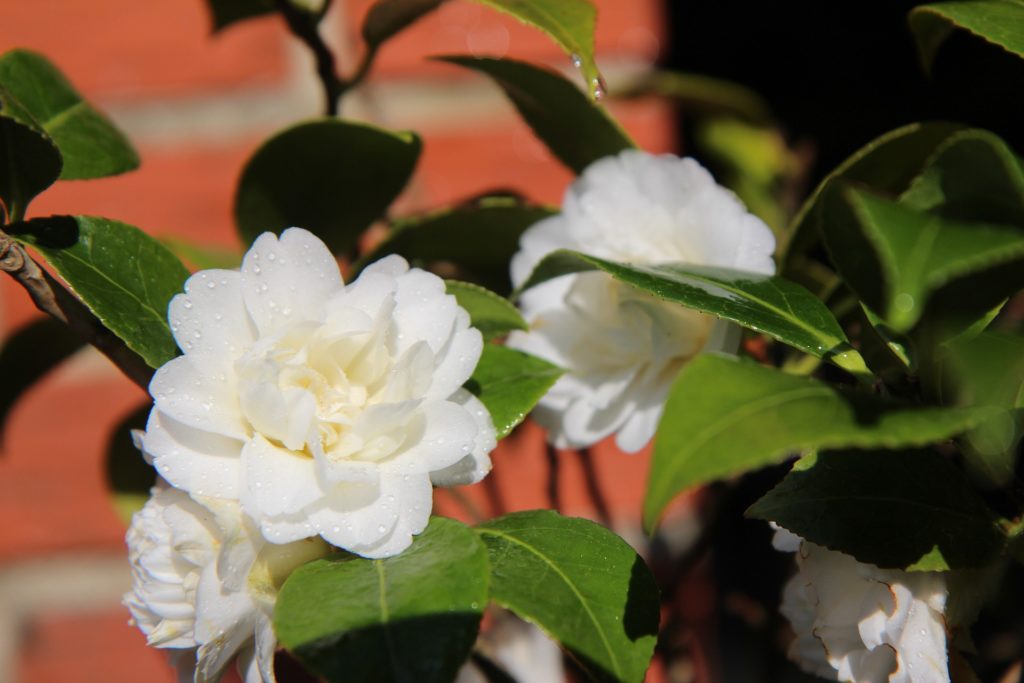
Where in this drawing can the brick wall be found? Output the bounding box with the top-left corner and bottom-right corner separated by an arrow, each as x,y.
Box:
0,2 -> 675,680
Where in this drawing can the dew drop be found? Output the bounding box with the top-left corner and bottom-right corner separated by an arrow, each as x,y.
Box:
253,265 -> 262,275
193,331 -> 202,339
268,253 -> 276,262
207,281 -> 216,289
591,76 -> 607,101
183,300 -> 193,309
377,524 -> 387,533
570,53 -> 582,68
332,525 -> 341,533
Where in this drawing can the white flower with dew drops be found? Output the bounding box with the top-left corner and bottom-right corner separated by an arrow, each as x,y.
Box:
124,484 -> 329,683
508,150 -> 776,452
772,526 -> 950,683
141,228 -> 496,558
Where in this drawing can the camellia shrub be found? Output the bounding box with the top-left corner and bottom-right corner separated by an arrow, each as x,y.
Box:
2,1 -> 1024,682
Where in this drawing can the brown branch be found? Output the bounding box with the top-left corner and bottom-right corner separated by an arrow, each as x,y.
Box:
0,231 -> 154,390
273,0 -> 344,116
577,447 -> 612,527
545,443 -> 561,511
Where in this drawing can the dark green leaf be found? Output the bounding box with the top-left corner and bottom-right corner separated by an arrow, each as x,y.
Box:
748,449 -> 1006,571
0,318 -> 83,445
10,215 -> 190,368
438,57 -> 633,174
0,85 -> 61,220
518,249 -> 862,368
468,0 -> 602,99
204,0 -> 274,30
466,344 -> 562,439
275,517 -> 489,683
446,280 -> 526,341
476,510 -> 659,683
644,354 -> 994,531
105,403 -> 154,524
782,122 -> 965,275
353,198 -> 554,295
161,237 -> 242,271
899,128 -> 1024,225
617,70 -> 773,124
0,49 -> 139,180
821,186 -> 1024,333
235,119 -> 421,254
362,0 -> 446,46
909,0 -> 1024,73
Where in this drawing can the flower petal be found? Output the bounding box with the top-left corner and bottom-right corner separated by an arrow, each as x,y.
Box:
430,390 -> 495,487
145,411 -> 243,499
150,356 -> 249,440
169,269 -> 256,371
241,435 -> 324,520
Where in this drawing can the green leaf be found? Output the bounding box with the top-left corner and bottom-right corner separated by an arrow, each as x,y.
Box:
748,449 -> 1006,571
909,0 -> 1024,73
467,0 -> 603,100
617,70 -> 773,124
160,237 -> 242,271
0,318 -> 83,445
362,0 -> 446,46
517,249 -> 860,366
821,186 -> 1024,333
10,215 -> 190,368
782,122 -> 965,275
476,511 -> 659,683
105,403 -> 154,524
466,344 -> 562,439
899,128 -> 1024,225
0,49 -> 139,180
353,198 -> 554,295
0,85 -> 61,220
438,57 -> 633,174
644,354 -> 995,532
204,0 -> 274,30
235,119 -> 421,254
275,517 -> 489,683
446,280 -> 526,341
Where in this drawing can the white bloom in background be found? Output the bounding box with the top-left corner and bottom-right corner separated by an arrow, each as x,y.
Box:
773,527 -> 950,683
124,485 -> 328,683
142,228 -> 496,558
456,611 -> 565,683
508,150 -> 776,452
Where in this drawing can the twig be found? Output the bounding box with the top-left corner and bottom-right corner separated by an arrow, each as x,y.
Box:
577,447 -> 612,527
545,443 -> 561,511
0,230 -> 154,390
273,0 -> 344,116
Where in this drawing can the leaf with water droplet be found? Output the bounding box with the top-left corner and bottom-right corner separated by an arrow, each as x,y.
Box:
465,345 -> 563,440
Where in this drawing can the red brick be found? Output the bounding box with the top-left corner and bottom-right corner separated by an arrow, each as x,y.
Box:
0,0 -> 289,103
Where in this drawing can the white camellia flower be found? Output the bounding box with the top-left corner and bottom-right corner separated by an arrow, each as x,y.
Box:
124,484 -> 328,683
508,150 -> 776,452
773,527 -> 950,683
141,228 -> 496,558
456,611 -> 565,683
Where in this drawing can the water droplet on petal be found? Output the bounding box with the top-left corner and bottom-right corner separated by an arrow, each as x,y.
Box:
377,524 -> 387,534
268,253 -> 276,262
253,265 -> 262,275
207,281 -> 216,289
182,300 -> 193,309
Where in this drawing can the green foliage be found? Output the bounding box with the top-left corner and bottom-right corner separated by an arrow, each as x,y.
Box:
466,345 -> 562,439
204,0 -> 275,30
445,280 -> 527,341
353,198 -> 554,295
476,511 -> 660,683
362,0 -> 446,46
748,449 -> 1007,571
0,318 -> 83,445
10,216 -> 190,368
0,49 -> 139,181
235,119 -> 421,254
160,237 -> 242,271
644,354 -> 993,531
618,70 -> 773,124
275,517 -> 489,683
0,85 -> 61,221
439,57 -> 633,174
909,0 -> 1024,72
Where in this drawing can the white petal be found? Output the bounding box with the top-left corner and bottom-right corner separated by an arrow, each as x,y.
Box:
342,473 -> 433,559
614,403 -> 662,453
241,435 -> 324,520
169,269 -> 256,371
382,398 -> 481,476
145,410 -> 243,499
241,228 -> 343,336
150,356 -> 248,440
430,390 -> 495,486
428,322 -> 483,399
510,215 -> 573,288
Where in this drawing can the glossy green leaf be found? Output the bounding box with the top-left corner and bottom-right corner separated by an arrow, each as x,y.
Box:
353,198 -> 554,295
0,49 -> 138,180
0,318 -> 83,445
275,517 -> 489,683
204,0 -> 274,30
105,403 -> 154,524
0,85 -> 61,220
362,0 -> 446,46
910,0 -> 1024,72
518,249 -> 861,367
438,57 -> 633,174
446,280 -> 526,341
235,119 -> 421,254
466,344 -> 562,439
10,215 -> 190,368
468,0 -> 602,99
782,122 -> 964,275
899,128 -> 1024,225
160,237 -> 242,271
617,70 -> 773,124
644,354 -> 994,532
822,186 -> 1024,333
748,449 -> 1006,571
476,511 -> 659,683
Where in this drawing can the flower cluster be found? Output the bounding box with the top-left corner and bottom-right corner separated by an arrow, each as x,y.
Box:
125,228 -> 498,679
773,527 -> 950,683
508,150 -> 776,452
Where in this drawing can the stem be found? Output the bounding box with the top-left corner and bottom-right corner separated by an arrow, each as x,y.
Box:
577,447 -> 612,527
545,443 -> 561,511
273,0 -> 344,116
0,230 -> 153,390
337,43 -> 379,99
